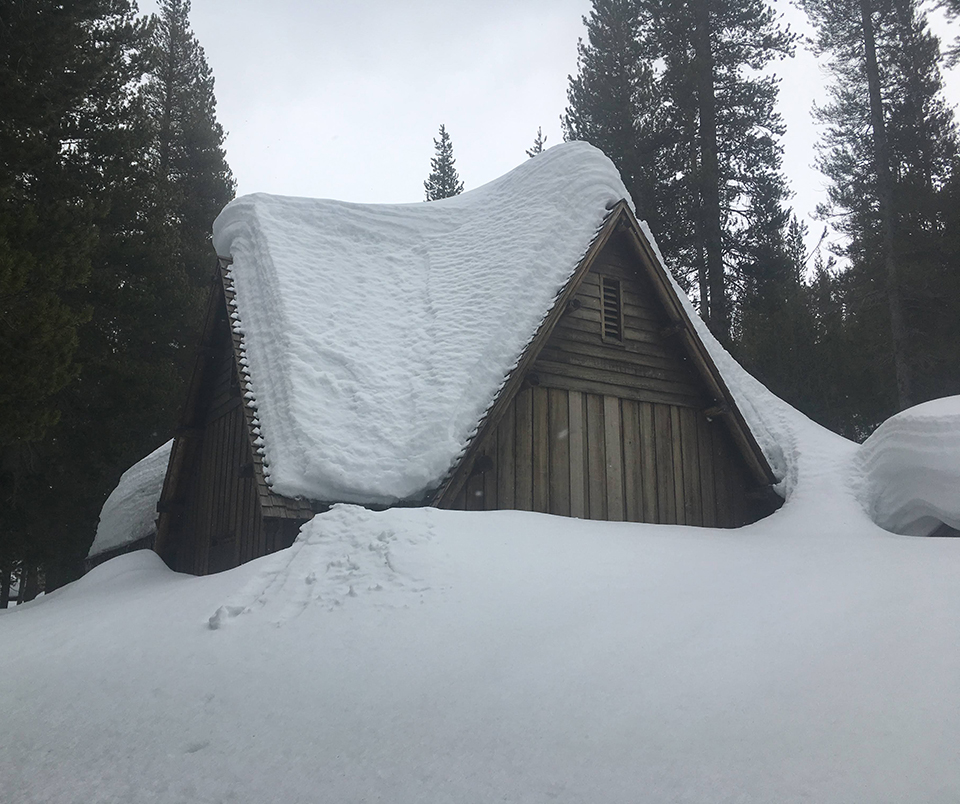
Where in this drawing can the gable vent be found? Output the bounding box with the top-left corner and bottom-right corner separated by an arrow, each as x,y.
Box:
600,276 -> 623,342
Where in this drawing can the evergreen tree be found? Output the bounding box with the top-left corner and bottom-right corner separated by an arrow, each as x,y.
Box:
0,1 -> 142,449
0,0 -> 235,599
562,0 -> 664,235
0,0 -> 148,603
735,214 -> 820,415
803,0 -> 959,422
143,0 -> 235,290
48,0 -> 235,586
424,125 -> 464,200
527,127 -> 548,157
651,0 -> 795,338
563,0 -> 794,340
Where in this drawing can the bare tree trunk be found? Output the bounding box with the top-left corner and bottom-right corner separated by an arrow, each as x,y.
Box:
692,0 -> 727,340
15,564 -> 25,605
0,560 -> 10,609
21,563 -> 40,603
860,0 -> 913,409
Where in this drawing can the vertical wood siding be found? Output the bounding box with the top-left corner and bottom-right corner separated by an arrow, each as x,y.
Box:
169,312 -> 267,575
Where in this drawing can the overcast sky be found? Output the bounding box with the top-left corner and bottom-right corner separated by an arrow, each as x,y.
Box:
141,0 -> 960,258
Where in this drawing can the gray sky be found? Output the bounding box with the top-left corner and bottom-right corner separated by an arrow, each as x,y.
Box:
144,0 -> 960,259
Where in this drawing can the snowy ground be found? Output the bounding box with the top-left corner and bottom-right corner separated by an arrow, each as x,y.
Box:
4,484 -> 960,802
11,145 -> 959,800
14,321 -> 960,804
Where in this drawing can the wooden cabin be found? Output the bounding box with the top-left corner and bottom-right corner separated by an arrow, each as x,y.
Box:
154,145 -> 782,576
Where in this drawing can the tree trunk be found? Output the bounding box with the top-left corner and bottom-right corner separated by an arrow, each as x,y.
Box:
692,0 -> 727,340
0,560 -> 10,609
21,563 -> 40,603
860,0 -> 913,409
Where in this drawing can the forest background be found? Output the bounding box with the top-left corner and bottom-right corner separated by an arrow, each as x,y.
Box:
2,0 -> 959,602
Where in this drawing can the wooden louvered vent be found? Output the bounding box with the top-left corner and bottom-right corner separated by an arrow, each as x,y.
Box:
600,276 -> 623,342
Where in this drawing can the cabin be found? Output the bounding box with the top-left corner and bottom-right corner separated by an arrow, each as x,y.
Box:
153,142 -> 782,576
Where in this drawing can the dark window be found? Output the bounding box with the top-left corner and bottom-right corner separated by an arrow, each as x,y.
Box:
600,276 -> 623,342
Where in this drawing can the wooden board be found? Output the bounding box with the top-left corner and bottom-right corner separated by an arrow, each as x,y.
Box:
670,406 -> 686,525
603,395 -> 624,520
497,403 -> 516,510
533,386 -> 550,513
586,393 -> 607,520
548,388 -> 570,517
654,403 -> 676,524
638,401 -> 658,522
621,398 -> 642,522
568,390 -> 586,518
697,413 -> 717,527
680,406 -> 703,527
514,387 -> 534,511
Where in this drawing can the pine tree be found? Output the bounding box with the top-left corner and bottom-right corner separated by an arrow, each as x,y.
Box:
0,1 -> 142,449
424,125 -> 464,200
803,0 -> 959,420
562,0 -> 664,232
526,127 -> 548,157
735,214 -> 819,413
563,0 -> 794,340
652,0 -> 795,338
47,0 -> 235,585
0,0 -> 236,598
0,0 -> 149,603
143,0 -> 235,290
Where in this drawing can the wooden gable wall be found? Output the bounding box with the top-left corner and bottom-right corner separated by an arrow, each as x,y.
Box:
441,231 -> 776,527
156,269 -> 312,576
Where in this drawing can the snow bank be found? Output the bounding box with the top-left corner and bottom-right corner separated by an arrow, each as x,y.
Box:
213,142 -> 629,505
4,504 -> 960,803
856,396 -> 960,535
87,440 -> 172,558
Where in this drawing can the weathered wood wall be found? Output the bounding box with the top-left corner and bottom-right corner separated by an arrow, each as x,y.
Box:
447,232 -> 765,527
173,318 -> 262,574
166,309 -> 302,574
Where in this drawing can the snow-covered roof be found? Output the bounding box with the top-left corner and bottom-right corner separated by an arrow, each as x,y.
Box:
856,396 -> 960,535
213,142 -> 631,505
88,440 -> 172,559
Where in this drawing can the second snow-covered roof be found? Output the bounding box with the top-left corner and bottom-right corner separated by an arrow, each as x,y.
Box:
213,142 -> 630,505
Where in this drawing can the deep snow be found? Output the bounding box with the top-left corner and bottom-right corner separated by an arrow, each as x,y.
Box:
7,143 -> 960,801
857,395 -> 960,535
6,394 -> 960,802
3,497 -> 960,804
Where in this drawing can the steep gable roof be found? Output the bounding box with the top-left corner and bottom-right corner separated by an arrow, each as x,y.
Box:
211,142 -> 630,506
210,142 -> 781,509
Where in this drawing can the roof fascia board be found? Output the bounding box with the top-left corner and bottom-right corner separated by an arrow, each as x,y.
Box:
219,263 -> 315,522
617,205 -> 777,487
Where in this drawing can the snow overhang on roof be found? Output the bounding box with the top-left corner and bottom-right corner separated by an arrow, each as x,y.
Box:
212,142 -> 632,506
88,440 -> 173,559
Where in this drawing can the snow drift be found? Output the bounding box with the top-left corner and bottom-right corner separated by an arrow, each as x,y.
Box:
4,502 -> 960,804
87,439 -> 172,559
857,395 -> 960,535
